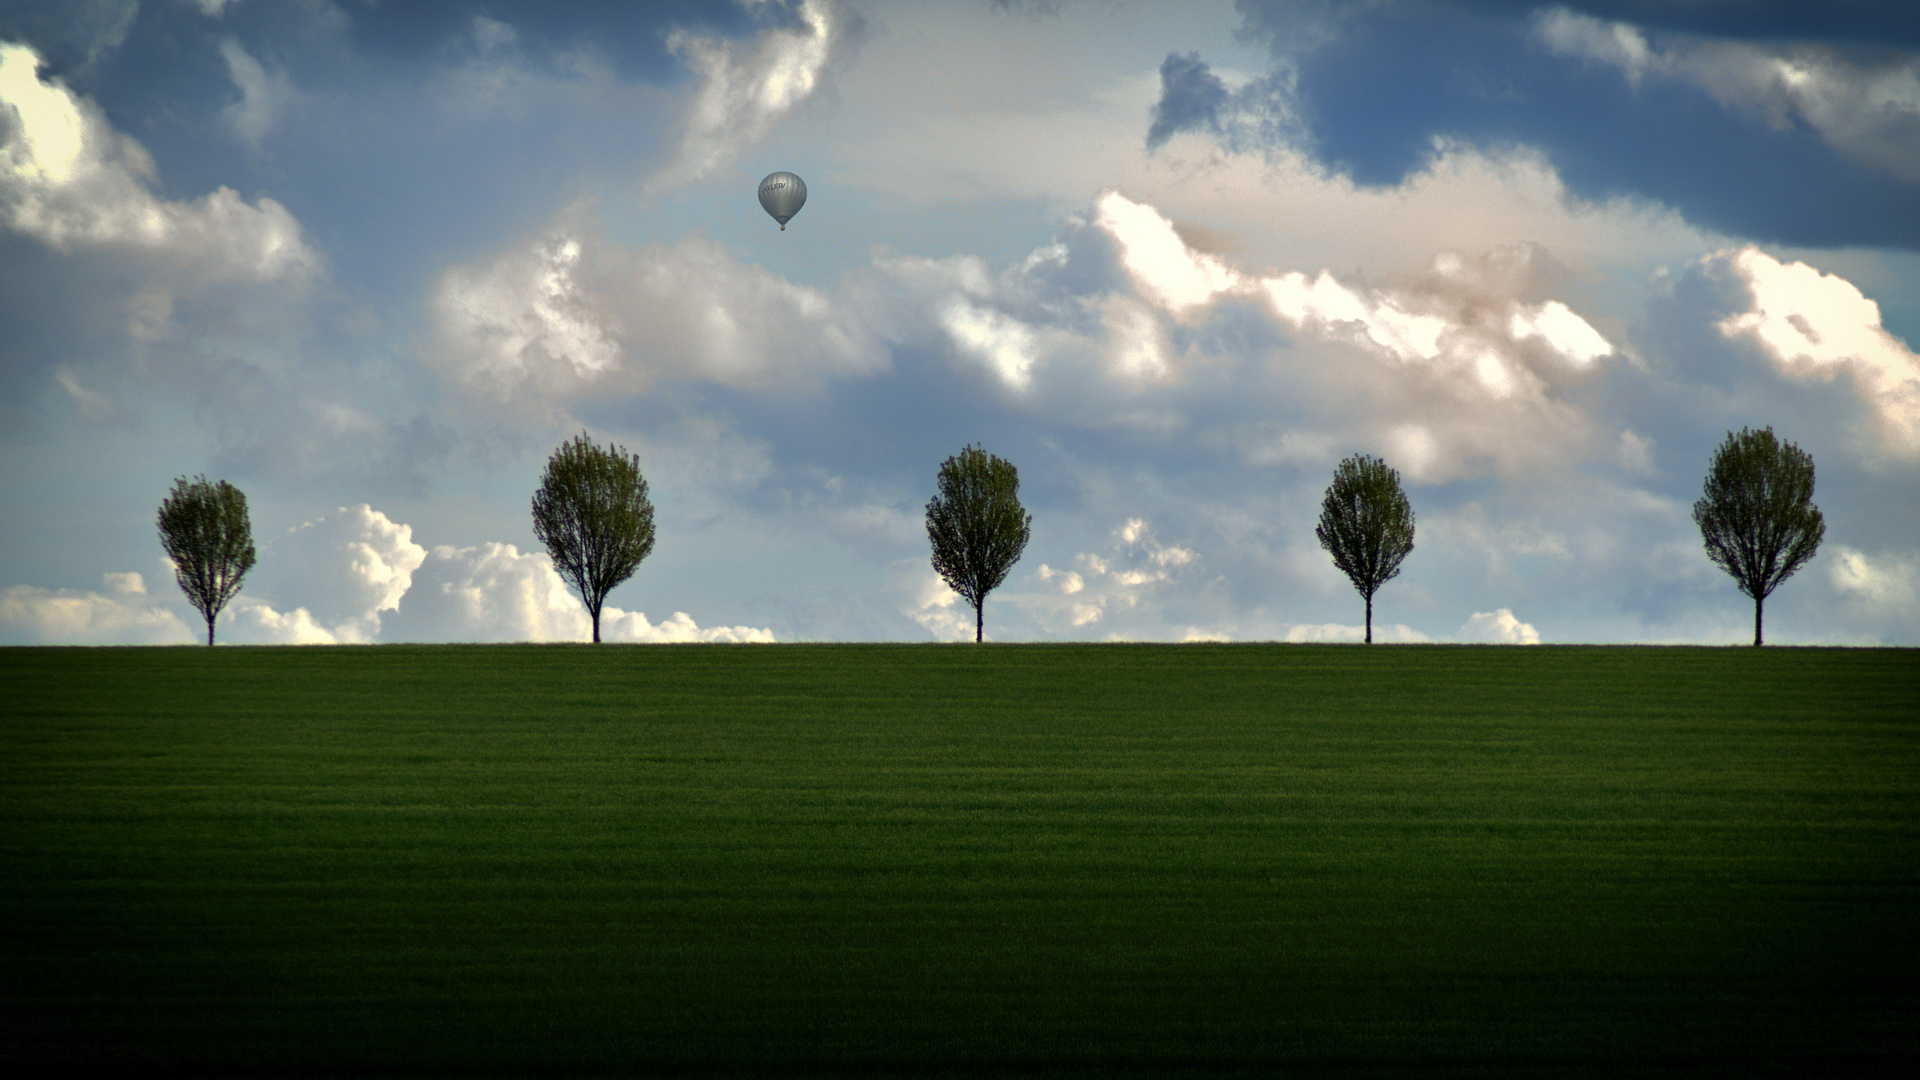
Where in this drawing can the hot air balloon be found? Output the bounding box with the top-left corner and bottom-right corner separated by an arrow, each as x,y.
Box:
758,171 -> 807,230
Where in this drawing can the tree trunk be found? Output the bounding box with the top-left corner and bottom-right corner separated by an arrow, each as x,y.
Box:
591,602 -> 602,643
1754,597 -> 1763,647
1364,593 -> 1373,645
975,600 -> 984,643
206,612 -> 216,647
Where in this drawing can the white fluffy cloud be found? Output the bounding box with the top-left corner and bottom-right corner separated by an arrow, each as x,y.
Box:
0,42 -> 313,272
1020,517 -> 1209,638
1533,8 -> 1920,182
432,233 -> 621,403
1094,191 -> 1618,482
384,540 -> 774,644
0,503 -> 774,646
0,572 -> 195,645
601,608 -> 777,644
1281,622 -> 1431,643
1456,607 -> 1542,645
431,230 -> 885,405
652,0 -> 845,189
382,541 -> 585,643
1829,546 -> 1919,610
1715,247 -> 1920,459
1101,191 -> 1614,372
235,505 -> 428,644
435,185 -> 1624,494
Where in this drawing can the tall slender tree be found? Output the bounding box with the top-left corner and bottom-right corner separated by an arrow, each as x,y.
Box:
926,444 -> 1032,643
1316,454 -> 1415,644
532,433 -> 656,643
1692,427 -> 1825,646
157,475 -> 257,646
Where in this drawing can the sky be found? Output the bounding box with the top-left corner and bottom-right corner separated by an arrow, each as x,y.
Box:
2,0 -> 1918,647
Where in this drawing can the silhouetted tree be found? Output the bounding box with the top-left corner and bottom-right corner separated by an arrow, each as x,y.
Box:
157,475 -> 257,646
1693,427 -> 1825,646
1316,454 -> 1415,644
532,433 -> 655,643
926,444 -> 1032,643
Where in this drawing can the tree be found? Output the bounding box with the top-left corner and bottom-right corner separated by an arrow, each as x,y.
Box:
157,475 -> 257,646
1315,454 -> 1415,645
532,433 -> 656,643
926,444 -> 1032,643
1692,427 -> 1825,647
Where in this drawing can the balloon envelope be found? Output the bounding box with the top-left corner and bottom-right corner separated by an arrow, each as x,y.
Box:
758,172 -> 807,230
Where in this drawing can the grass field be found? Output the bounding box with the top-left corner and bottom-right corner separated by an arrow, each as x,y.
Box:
3,643 -> 1916,1077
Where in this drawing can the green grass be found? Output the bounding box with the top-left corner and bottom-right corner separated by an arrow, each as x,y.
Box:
2,643 -> 1916,1077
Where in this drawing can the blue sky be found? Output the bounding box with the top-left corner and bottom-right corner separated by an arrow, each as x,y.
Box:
3,0 -> 1917,645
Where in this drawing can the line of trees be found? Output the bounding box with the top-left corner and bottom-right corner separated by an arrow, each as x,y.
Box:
153,426 -> 1826,646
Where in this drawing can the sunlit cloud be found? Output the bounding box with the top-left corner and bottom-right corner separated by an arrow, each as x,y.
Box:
0,572 -> 194,645
1829,546 -> 1919,610
382,539 -> 774,644
651,0 -> 847,190
1715,247 -> 1920,460
1457,607 -> 1542,645
1282,622 -> 1431,643
1019,517 -> 1207,637
0,41 -> 313,272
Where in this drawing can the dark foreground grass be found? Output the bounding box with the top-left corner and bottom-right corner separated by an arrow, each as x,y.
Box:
2,643 -> 1916,1077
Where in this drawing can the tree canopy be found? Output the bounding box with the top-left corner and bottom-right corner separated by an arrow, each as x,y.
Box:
1692,426 -> 1824,646
1315,454 -> 1415,644
532,433 -> 656,643
157,475 -> 257,646
926,444 -> 1032,643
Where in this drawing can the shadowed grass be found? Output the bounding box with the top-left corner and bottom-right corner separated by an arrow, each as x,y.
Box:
2,643 -> 1916,1077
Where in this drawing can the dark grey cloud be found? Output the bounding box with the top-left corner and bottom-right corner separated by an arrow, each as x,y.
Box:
1145,50 -> 1299,153
1146,52 -> 1229,149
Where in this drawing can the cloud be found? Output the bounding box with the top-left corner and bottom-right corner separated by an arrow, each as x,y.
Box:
1281,622 -> 1431,643
1829,546 -> 1919,610
218,37 -> 298,146
600,608 -> 776,644
1456,607 -> 1542,645
1098,192 -> 1614,372
380,542 -> 585,642
1019,517 -> 1207,637
0,42 -> 314,273
225,598 -> 343,645
1713,247 -> 1920,459
431,233 -> 621,405
1090,191 -> 1617,482
903,567 -> 976,642
241,505 -> 428,643
1217,1 -> 1920,249
1145,51 -> 1303,153
431,228 -> 885,409
52,364 -> 129,424
383,540 -> 774,644
0,572 -> 195,645
650,0 -> 849,190
1534,7 -> 1920,183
